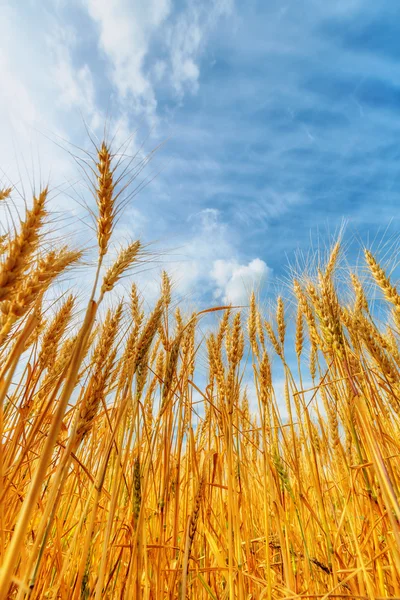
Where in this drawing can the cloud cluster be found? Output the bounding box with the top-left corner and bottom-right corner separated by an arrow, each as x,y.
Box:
211,257 -> 271,304
85,0 -> 234,119
161,207 -> 271,305
86,0 -> 170,120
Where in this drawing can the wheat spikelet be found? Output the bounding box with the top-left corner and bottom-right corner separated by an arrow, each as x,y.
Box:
118,283 -> 144,377
309,343 -> 317,380
130,283 -> 141,323
161,330 -> 183,410
350,273 -> 368,314
181,312 -> 197,378
75,364 -> 108,443
264,319 -> 283,359
326,392 -> 340,451
259,351 -> 272,405
276,296 -> 286,346
157,319 -> 169,350
90,304 -> 123,371
293,279 -> 321,347
118,326 -> 140,388
340,304 -> 352,327
75,304 -> 123,443
225,325 -> 232,361
101,240 -> 141,295
325,240 -> 340,279
174,306 -> 183,336
356,313 -> 398,386
161,270 -> 171,308
183,477 -> 204,583
311,421 -> 321,454
24,302 -> 45,351
96,142 -> 115,257
248,291 -> 258,356
34,335 -> 77,413
188,477 -> 204,543
0,187 -> 12,200
317,274 -> 344,355
0,189 -> 47,302
365,249 -> 400,307
241,389 -> 250,427
226,313 -> 243,407
0,247 -> 81,340
227,312 -> 243,367
295,306 -> 304,359
134,299 -> 164,400
306,277 -> 342,356
216,307 -> 231,351
385,327 -> 400,367
39,295 -> 75,370
135,357 -> 150,402
135,298 -> 163,370
143,353 -> 162,409
133,457 -> 141,521
365,249 -> 400,330
0,234 -> 8,254
144,387 -> 154,432
256,309 -> 265,351
207,333 -> 226,401
273,449 -> 293,498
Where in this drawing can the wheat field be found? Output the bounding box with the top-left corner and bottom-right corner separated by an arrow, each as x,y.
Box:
1,141 -> 400,599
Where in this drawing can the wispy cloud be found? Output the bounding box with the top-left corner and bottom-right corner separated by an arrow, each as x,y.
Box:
85,0 -> 170,119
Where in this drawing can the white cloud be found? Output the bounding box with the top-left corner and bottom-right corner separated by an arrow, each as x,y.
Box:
212,257 -> 271,304
48,29 -> 97,121
0,30 -> 70,196
85,0 -> 235,114
157,207 -> 271,305
168,208 -> 230,298
166,0 -> 234,96
0,54 -> 37,139
166,13 -> 202,95
85,0 -> 172,120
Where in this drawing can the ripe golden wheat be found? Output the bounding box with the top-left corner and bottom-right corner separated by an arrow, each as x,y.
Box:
0,141 -> 400,600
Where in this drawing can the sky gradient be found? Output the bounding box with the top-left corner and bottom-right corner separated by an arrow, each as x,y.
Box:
0,0 -> 399,308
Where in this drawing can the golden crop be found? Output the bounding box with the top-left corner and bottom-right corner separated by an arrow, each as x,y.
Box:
0,142 -> 399,599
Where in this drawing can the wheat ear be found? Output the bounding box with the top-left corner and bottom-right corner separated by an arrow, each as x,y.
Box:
0,189 -> 47,302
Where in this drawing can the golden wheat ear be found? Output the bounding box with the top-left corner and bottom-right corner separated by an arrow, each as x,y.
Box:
0,189 -> 47,302
0,248 -> 81,346
100,240 -> 141,297
365,249 -> 400,329
96,142 -> 116,258
38,295 -> 75,370
0,187 -> 12,200
248,291 -> 258,355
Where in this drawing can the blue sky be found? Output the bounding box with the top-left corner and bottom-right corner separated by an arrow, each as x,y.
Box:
1,0 -> 399,308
